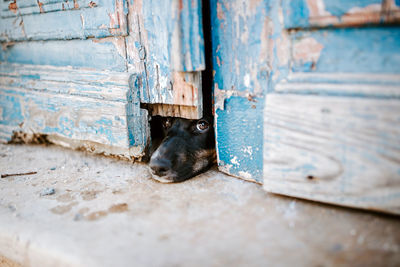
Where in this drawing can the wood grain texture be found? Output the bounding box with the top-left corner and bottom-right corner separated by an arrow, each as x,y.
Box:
146,104 -> 200,120
0,63 -> 148,158
263,94 -> 400,214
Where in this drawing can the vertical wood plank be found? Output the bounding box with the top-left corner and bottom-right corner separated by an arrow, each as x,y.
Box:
125,0 -> 204,119
210,0 -> 271,182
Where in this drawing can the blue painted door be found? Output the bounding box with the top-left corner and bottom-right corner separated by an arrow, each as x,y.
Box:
211,0 -> 400,213
0,0 -> 205,159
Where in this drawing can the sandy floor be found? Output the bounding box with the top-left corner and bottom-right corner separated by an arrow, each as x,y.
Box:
0,144 -> 399,267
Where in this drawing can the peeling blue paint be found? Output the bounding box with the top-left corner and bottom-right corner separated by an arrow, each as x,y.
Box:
0,0 -> 127,41
139,0 -> 205,105
283,0 -> 390,29
211,0 -> 271,93
292,27 -> 400,74
215,96 -> 264,182
126,74 -> 148,147
0,94 -> 24,125
324,0 -> 381,17
211,0 -> 270,182
95,118 -> 114,127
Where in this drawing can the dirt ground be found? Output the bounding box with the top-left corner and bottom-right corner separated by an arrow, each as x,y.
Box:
0,144 -> 399,267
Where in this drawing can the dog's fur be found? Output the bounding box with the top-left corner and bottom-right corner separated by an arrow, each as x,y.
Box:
148,116 -> 216,183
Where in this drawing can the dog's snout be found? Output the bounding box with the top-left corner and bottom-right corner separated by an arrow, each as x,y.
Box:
149,157 -> 171,176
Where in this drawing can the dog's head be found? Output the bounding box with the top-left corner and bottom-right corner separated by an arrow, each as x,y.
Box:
149,116 -> 216,183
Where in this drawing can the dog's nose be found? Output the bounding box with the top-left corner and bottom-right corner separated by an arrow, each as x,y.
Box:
149,158 -> 171,176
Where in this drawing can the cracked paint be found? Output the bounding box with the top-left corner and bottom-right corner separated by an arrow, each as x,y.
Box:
37,0 -> 44,13
89,1 -> 97,8
108,0 -> 127,35
73,0 -> 79,9
306,0 -> 332,17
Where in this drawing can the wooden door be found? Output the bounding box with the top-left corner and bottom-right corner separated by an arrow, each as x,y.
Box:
263,0 -> 400,214
0,0 -> 205,159
210,0 -> 400,214
0,0 -> 143,158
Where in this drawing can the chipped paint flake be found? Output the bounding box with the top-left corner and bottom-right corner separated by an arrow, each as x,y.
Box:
293,37 -> 324,65
231,156 -> 239,166
244,74 -> 251,88
80,14 -> 85,29
306,0 -> 332,17
37,0 -> 45,13
73,0 -> 79,9
217,2 -> 225,20
219,162 -> 233,174
340,4 -> 382,26
243,146 -> 253,156
347,4 -> 381,14
238,171 -> 252,180
8,0 -> 18,14
214,83 -> 262,111
89,1 -> 97,8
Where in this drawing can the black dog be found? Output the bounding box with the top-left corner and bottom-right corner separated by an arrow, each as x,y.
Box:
148,116 -> 216,183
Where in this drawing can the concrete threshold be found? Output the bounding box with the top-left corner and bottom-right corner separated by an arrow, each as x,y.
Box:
0,144 -> 399,267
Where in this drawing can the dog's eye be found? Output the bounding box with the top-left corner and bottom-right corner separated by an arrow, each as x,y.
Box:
163,118 -> 172,129
196,120 -> 209,132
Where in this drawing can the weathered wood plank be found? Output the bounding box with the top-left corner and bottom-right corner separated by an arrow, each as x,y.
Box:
0,63 -> 129,86
210,0 -> 270,182
263,94 -> 400,214
0,38 -> 128,72
0,88 -> 129,145
125,0 -> 204,118
169,0 -> 205,72
0,0 -> 127,41
1,0 -> 94,17
282,0 -> 400,28
215,95 -> 264,183
0,63 -> 131,102
0,63 -> 148,158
